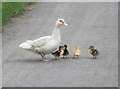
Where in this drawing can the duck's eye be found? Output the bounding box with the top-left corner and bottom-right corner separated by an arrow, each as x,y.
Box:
59,20 -> 64,25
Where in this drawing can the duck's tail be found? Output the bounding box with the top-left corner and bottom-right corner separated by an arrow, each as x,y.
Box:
19,40 -> 33,50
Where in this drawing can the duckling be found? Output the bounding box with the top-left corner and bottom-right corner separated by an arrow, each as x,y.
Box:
73,45 -> 81,59
59,46 -> 65,59
52,50 -> 60,60
52,46 -> 65,60
88,46 -> 99,59
63,45 -> 69,58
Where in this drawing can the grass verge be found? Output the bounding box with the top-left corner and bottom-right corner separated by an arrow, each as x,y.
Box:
2,2 -> 32,26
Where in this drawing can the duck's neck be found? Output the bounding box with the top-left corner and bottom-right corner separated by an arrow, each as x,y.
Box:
51,24 -> 61,40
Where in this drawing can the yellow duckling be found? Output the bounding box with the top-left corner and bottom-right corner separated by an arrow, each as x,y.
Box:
59,46 -> 65,59
73,45 -> 81,59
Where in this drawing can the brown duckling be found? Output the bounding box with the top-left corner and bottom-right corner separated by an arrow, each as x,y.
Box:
88,46 -> 99,59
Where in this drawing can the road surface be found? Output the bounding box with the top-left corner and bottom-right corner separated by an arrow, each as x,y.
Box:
2,2 -> 118,87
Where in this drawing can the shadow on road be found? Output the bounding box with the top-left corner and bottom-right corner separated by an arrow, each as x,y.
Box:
3,55 -> 101,64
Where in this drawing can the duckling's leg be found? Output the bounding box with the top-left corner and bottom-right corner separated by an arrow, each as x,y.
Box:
65,56 -> 67,59
76,55 -> 79,59
57,56 -> 61,60
54,56 -> 58,60
93,55 -> 96,59
65,55 -> 68,59
53,56 -> 60,60
59,54 -> 63,60
73,54 -> 76,59
63,56 -> 66,59
59,55 -> 62,60
55,57 -> 58,60
73,54 -> 79,59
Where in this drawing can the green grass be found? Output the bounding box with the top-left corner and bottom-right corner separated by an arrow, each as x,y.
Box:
2,2 -> 32,26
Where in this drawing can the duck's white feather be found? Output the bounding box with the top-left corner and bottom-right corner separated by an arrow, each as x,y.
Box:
19,35 -> 61,54
31,36 -> 51,47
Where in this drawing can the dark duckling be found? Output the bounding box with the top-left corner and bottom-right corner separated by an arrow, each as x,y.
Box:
88,46 -> 99,59
52,46 -> 65,60
63,45 -> 69,58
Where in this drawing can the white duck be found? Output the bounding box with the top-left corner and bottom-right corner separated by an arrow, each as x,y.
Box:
19,18 -> 68,61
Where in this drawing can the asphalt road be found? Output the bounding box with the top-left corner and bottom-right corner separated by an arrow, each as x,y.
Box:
2,2 -> 118,87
